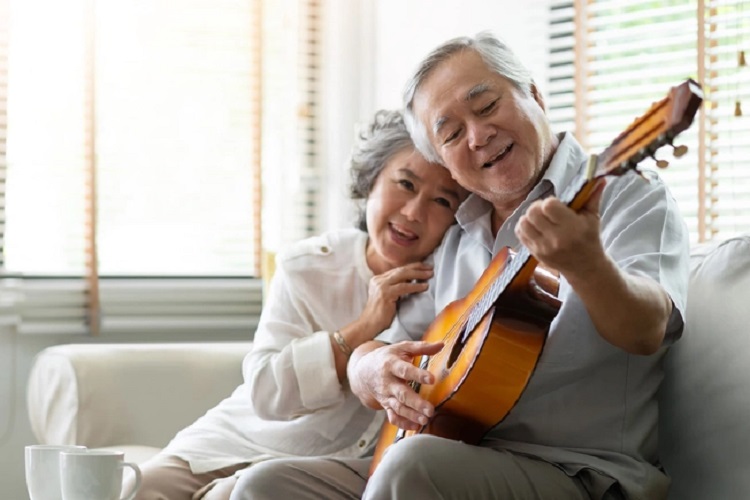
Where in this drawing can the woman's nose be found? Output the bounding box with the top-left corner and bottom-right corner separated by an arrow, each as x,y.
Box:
401,197 -> 426,221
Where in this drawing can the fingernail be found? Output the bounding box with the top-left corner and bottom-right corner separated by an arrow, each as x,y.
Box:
419,416 -> 428,425
422,375 -> 431,384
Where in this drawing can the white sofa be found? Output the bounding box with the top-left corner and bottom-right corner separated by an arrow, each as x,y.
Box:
27,342 -> 253,464
26,235 -> 750,499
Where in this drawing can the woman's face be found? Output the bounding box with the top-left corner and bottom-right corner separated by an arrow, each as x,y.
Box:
365,147 -> 467,275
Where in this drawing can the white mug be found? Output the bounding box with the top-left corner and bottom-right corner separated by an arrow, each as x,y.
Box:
25,444 -> 87,500
59,449 -> 141,500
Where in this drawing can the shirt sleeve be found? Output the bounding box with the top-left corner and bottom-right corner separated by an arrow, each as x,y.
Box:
599,172 -> 690,345
242,257 -> 343,420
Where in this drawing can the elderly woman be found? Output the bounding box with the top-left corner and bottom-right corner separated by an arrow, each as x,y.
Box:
127,109 -> 467,500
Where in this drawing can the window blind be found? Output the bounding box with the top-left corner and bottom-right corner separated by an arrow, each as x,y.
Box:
552,0 -> 749,243
702,0 -> 750,238
261,0 -> 324,252
4,0 -> 271,335
0,0 -> 7,270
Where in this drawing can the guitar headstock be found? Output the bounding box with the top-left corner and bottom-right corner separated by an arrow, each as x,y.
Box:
591,79 -> 704,180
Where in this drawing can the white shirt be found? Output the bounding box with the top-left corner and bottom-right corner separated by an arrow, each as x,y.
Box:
380,133 -> 690,499
164,228 -> 384,474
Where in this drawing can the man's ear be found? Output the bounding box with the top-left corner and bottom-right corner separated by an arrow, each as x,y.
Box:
530,82 -> 546,112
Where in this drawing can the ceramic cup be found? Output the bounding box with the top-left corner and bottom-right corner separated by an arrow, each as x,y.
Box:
25,444 -> 88,500
59,449 -> 141,500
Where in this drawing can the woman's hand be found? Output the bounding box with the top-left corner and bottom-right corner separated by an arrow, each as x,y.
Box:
350,262 -> 433,345
348,340 -> 443,430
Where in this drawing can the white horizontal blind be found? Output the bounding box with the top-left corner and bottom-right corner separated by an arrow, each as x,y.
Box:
93,0 -> 259,275
0,0 -> 7,269
547,1 -> 577,135
703,0 -> 750,238
261,0 -> 323,253
6,0 -> 89,274
3,0 -> 267,335
13,278 -> 262,335
574,0 -> 704,242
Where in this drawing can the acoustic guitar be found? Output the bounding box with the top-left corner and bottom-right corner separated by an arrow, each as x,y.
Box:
369,79 -> 704,475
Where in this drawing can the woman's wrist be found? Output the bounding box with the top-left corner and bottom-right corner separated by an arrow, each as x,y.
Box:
331,330 -> 353,358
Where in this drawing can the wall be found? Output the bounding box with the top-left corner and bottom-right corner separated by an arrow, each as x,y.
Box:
320,0 -> 552,231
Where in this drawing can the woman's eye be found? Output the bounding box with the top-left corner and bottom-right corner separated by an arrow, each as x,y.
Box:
398,179 -> 415,190
435,197 -> 453,209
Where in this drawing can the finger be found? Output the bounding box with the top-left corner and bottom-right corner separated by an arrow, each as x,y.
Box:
385,408 -> 422,431
539,197 -> 572,225
524,202 -> 558,234
516,215 -> 544,244
390,358 -> 434,385
583,178 -> 606,215
386,265 -> 434,283
396,340 -> 444,357
385,390 -> 434,425
389,281 -> 429,298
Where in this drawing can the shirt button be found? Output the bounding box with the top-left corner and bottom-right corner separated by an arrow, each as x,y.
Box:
358,439 -> 366,448
320,246 -> 330,253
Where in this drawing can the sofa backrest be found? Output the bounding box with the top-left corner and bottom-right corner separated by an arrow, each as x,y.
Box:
27,342 -> 253,448
659,234 -> 750,499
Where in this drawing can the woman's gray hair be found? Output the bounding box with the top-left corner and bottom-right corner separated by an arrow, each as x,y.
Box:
403,31 -> 534,165
350,109 -> 415,231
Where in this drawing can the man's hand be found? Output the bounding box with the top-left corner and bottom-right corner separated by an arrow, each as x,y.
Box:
348,340 -> 443,430
515,179 -> 672,355
515,179 -> 606,278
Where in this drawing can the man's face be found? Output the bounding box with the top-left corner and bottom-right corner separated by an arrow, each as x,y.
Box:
412,49 -> 556,208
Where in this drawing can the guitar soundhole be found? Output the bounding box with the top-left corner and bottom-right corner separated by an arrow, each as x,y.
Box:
446,330 -> 466,369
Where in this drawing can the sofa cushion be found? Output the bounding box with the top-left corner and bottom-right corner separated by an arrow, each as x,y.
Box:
659,235 -> 750,499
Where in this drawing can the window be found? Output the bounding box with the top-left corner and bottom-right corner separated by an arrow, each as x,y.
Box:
551,0 -> 750,242
0,0 -> 323,335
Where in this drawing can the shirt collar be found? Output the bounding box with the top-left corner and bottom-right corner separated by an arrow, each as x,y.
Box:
453,132 -> 588,251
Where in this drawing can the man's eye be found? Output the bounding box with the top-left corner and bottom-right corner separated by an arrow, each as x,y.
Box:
443,130 -> 459,144
481,100 -> 497,115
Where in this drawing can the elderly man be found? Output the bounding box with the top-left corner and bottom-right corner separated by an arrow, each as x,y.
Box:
231,32 -> 689,500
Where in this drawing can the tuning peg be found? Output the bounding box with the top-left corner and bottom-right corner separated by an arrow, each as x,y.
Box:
672,144 -> 688,158
655,158 -> 669,169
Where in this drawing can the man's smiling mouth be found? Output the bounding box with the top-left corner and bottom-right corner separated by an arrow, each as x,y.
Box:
482,143 -> 514,168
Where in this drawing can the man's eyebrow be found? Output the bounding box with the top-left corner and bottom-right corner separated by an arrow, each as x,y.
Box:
433,116 -> 448,137
432,83 -> 493,136
466,83 -> 491,101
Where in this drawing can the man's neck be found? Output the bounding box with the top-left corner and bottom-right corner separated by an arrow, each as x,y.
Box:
489,134 -> 561,237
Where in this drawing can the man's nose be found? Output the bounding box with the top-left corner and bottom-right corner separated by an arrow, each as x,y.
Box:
467,122 -> 494,150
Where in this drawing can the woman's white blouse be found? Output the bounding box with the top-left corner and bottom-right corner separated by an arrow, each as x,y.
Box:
163,228 -> 384,474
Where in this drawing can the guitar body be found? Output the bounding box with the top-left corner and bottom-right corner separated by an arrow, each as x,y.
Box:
370,247 -> 561,473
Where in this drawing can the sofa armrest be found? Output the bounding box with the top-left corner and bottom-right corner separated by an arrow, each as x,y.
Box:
27,342 -> 253,449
